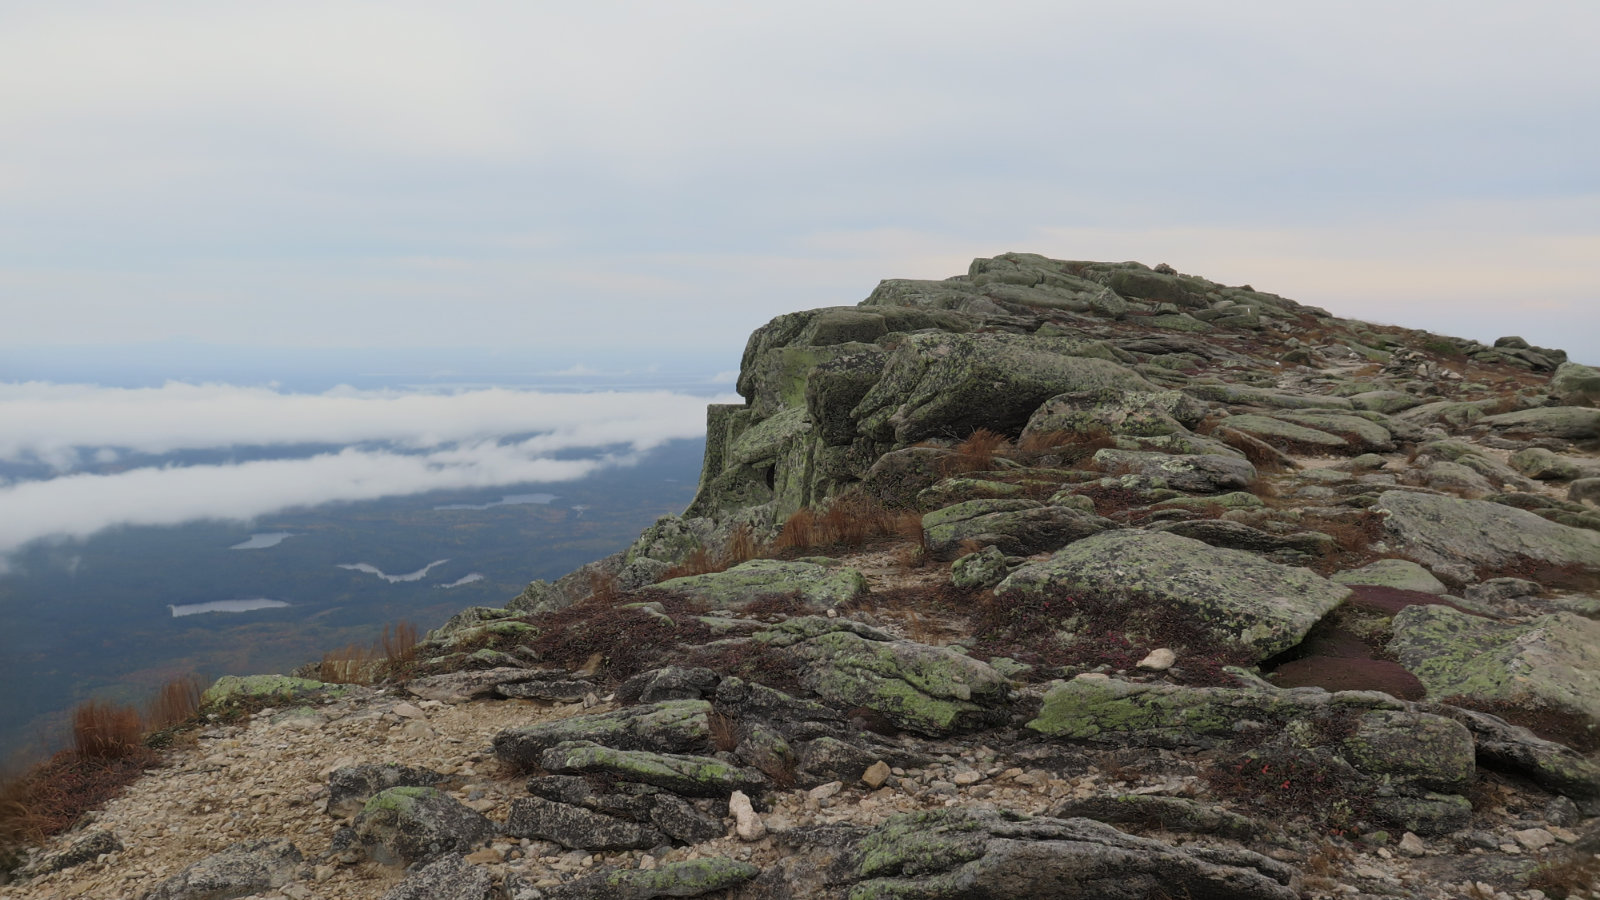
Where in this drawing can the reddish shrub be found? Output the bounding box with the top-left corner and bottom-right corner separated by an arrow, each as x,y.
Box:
72,701 -> 142,761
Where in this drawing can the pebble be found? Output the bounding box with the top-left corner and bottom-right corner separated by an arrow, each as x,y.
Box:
729,790 -> 766,841
861,760 -> 892,790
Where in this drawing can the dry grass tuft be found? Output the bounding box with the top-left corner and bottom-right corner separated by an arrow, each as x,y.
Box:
380,621 -> 420,669
1011,428 -> 1116,466
943,428 -> 1011,475
144,675 -> 204,732
772,495 -> 913,554
71,701 -> 143,761
318,643 -> 376,684
708,712 -> 741,753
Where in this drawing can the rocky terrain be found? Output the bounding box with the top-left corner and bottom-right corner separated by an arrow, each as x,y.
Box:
9,252 -> 1600,899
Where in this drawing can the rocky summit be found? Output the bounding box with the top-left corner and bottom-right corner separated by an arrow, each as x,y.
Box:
10,252 -> 1600,899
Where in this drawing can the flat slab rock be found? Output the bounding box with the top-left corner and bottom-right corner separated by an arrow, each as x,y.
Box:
140,839 -> 302,900
1376,490 -> 1600,575
845,808 -> 1298,900
995,529 -> 1350,661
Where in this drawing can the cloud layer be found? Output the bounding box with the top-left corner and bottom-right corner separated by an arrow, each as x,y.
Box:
0,382 -> 732,564
0,3 -> 1595,362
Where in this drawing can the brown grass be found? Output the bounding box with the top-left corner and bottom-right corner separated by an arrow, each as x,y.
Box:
144,675 -> 204,732
1527,851 -> 1600,899
942,428 -> 1011,475
72,701 -> 143,761
708,712 -> 740,753
380,621 -> 420,669
772,495 -> 920,554
661,523 -> 770,580
318,642 -> 377,684
1009,428 -> 1116,466
318,620 -> 420,684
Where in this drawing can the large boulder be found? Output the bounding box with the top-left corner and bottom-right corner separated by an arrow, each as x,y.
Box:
1482,406 -> 1600,441
654,559 -> 868,611
539,740 -> 766,797
493,700 -> 712,769
1091,449 -> 1256,493
505,796 -> 665,851
995,530 -> 1351,661
1375,490 -> 1600,576
780,625 -> 1011,735
1389,605 -> 1600,731
380,855 -> 494,900
545,857 -> 761,900
1551,362 -> 1600,408
351,787 -> 493,867
921,499 -> 1111,557
852,332 -> 1157,444
1021,388 -> 1207,438
844,807 -> 1298,900
141,840 -> 302,900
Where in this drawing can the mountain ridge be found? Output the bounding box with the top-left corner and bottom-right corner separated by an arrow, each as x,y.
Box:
9,252 -> 1600,899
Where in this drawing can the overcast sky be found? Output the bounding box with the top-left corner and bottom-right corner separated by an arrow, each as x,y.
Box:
1,1 -> 1597,365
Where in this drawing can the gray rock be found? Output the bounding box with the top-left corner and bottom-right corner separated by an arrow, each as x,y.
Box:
1510,447 -> 1594,481
950,546 -> 1010,589
1389,605 -> 1600,731
1482,406 -> 1600,440
852,332 -> 1159,444
1150,519 -> 1334,557
1092,449 -> 1256,493
1551,362 -> 1600,408
327,764 -> 452,819
921,501 -> 1111,558
539,740 -> 767,798
1428,704 -> 1600,811
20,829 -> 122,878
1050,795 -> 1268,840
1375,490 -> 1600,575
649,794 -> 726,844
545,857 -> 761,899
407,668 -> 547,704
141,839 -> 302,900
996,530 -> 1351,661
380,854 -> 494,900
847,808 -> 1298,900
1331,559 -> 1449,594
493,700 -> 712,769
617,667 -> 721,704
785,629 -> 1011,735
654,559 -> 868,611
504,796 -> 665,851
352,787 -> 494,867
495,674 -> 596,703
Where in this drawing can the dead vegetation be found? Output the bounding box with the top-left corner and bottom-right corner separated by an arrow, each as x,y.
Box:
318,619 -> 421,684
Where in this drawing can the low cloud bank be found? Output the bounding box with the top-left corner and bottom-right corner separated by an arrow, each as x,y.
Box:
0,381 -> 735,467
0,382 -> 735,567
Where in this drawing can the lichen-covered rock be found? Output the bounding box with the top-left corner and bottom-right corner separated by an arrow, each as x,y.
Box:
950,546 -> 1010,589
1482,406 -> 1600,440
539,740 -> 767,797
1331,558 -> 1449,594
505,796 -> 665,850
493,700 -> 712,769
852,332 -> 1158,444
19,829 -> 122,878
352,787 -> 493,867
1551,362 -> 1600,408
1091,449 -> 1256,493
1430,704 -> 1600,811
1375,490 -> 1600,575
546,857 -> 761,899
921,500 -> 1111,558
996,530 -> 1350,661
1022,388 -> 1207,439
406,668 -> 548,703
1049,795 -> 1268,840
141,839 -> 302,900
649,794 -> 726,844
200,675 -> 342,707
1216,413 -> 1352,451
786,630 -> 1010,735
844,807 -> 1298,900
327,764 -> 453,819
617,667 -> 721,704
1388,605 -> 1600,730
1150,519 -> 1334,558
654,559 -> 868,611
1510,447 -> 1595,481
380,854 -> 494,900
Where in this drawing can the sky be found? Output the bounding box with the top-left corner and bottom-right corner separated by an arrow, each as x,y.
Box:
0,1 -> 1595,367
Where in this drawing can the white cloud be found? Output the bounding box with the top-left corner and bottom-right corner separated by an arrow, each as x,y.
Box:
0,382 -> 738,563
0,382 -> 736,464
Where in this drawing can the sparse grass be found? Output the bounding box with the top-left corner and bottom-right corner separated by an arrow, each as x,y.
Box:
318,642 -> 377,684
319,620 -> 420,684
941,428 -> 1011,475
660,523 -> 768,580
380,621 -> 420,670
144,675 -> 204,732
772,495 -> 921,554
708,712 -> 740,753
72,701 -> 143,761
1527,851 -> 1600,899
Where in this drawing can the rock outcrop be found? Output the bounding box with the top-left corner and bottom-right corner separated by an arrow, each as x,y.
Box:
13,253 -> 1600,900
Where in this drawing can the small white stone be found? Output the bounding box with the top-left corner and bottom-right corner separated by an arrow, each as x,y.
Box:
729,790 -> 766,841
808,781 -> 843,801
1398,832 -> 1426,857
1137,648 -> 1176,671
1513,827 -> 1555,851
861,761 -> 892,790
390,702 -> 425,719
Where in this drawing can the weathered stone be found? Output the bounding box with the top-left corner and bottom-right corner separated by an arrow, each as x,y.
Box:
853,332 -> 1159,444
1049,795 -> 1267,840
352,787 -> 493,867
407,668 -> 548,703
1332,559 -> 1449,595
504,796 -> 665,851
546,857 -> 761,900
493,700 -> 712,769
141,839 -> 302,900
539,740 -> 767,798
380,854 -> 494,900
950,546 -> 1010,589
617,667 -> 721,704
1092,449 -> 1256,493
201,675 -> 342,707
846,808 -> 1298,900
1551,362 -> 1600,408
1429,704 -> 1600,809
1482,406 -> 1600,440
1376,490 -> 1600,575
786,630 -> 1010,735
922,501 -> 1111,558
649,794 -> 726,844
327,764 -> 452,819
1389,605 -> 1600,731
1217,414 -> 1350,451
19,829 -> 122,878
1151,519 -> 1334,557
996,530 -> 1350,661
1510,447 -> 1594,481
654,559 -> 868,611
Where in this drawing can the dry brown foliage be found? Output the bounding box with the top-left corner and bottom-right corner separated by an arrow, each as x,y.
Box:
72,700 -> 143,761
942,428 -> 1011,475
773,495 -> 916,553
708,712 -> 741,753
318,643 -> 376,684
1011,428 -> 1116,466
661,523 -> 770,580
380,621 -> 420,667
145,675 -> 203,731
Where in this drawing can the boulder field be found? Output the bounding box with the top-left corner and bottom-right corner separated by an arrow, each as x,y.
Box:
11,253 -> 1600,899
